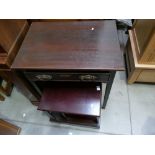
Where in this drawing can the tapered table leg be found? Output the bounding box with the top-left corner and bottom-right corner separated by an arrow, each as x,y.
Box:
102,71 -> 116,109
0,94 -> 5,101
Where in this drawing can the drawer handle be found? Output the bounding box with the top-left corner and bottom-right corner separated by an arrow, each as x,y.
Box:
79,75 -> 97,81
36,75 -> 52,80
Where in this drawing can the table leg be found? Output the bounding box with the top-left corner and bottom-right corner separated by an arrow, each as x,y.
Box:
0,93 -> 5,101
102,71 -> 116,109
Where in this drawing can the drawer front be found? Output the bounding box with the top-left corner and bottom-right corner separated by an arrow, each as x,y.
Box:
24,72 -> 110,82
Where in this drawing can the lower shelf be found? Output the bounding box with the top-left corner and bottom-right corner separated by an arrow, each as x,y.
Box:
38,82 -> 101,128
49,112 -> 100,128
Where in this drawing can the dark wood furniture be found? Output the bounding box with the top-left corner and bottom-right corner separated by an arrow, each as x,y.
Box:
0,20 -> 29,69
12,20 -> 124,127
0,20 -> 39,103
12,21 -> 123,70
0,74 -> 13,101
0,77 -> 5,101
0,119 -> 21,135
0,20 -> 28,99
0,94 -> 5,101
39,82 -> 101,127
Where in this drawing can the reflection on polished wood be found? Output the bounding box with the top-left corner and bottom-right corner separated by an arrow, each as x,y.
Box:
12,20 -> 124,71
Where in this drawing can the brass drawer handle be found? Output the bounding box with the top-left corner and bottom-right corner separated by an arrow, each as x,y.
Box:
36,74 -> 52,80
79,75 -> 97,81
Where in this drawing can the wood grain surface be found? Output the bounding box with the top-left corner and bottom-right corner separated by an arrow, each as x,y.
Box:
0,19 -> 29,69
38,82 -> 101,116
0,119 -> 21,135
12,20 -> 124,71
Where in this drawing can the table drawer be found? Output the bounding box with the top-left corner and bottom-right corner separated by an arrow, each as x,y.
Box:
24,72 -> 110,82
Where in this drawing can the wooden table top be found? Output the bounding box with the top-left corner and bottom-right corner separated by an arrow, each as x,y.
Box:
12,20 -> 124,71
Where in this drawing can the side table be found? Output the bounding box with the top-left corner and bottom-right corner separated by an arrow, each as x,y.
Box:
12,20 -> 124,127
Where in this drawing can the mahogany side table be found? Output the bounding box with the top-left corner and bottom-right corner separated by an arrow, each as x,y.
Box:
12,20 -> 124,127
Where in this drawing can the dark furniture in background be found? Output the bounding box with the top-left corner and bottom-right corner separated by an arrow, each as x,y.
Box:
0,72 -> 13,101
0,77 -> 5,101
0,20 -> 29,69
0,19 -> 39,103
12,20 -> 124,127
0,119 -> 21,135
